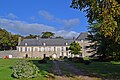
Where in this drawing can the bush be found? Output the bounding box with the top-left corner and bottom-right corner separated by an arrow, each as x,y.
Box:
64,56 -> 68,59
39,57 -> 50,64
84,60 -> 91,65
12,60 -> 39,79
72,57 -> 84,63
44,57 -> 50,61
39,59 -> 47,63
68,57 -> 72,61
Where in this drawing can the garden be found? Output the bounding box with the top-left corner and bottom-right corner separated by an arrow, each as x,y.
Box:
0,57 -> 120,80
0,58 -> 52,80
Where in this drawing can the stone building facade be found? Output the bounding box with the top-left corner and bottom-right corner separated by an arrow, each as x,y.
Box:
17,32 -> 94,58
17,38 -> 74,58
76,32 -> 94,57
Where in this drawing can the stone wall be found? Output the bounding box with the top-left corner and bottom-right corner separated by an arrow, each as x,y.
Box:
76,40 -> 95,57
17,46 -> 71,58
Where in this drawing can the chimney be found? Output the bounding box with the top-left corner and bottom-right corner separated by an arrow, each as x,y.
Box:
36,37 -> 39,40
18,37 -> 21,45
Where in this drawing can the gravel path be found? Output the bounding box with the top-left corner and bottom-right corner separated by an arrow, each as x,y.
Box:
49,60 -> 102,80
50,60 -> 102,80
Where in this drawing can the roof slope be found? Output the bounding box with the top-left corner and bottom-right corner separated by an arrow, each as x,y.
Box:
19,38 -> 74,46
76,32 -> 88,41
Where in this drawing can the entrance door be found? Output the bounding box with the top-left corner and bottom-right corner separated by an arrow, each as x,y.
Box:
25,54 -> 28,58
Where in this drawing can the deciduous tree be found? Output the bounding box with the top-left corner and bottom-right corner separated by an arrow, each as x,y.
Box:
71,0 -> 120,60
41,32 -> 55,38
69,41 -> 82,55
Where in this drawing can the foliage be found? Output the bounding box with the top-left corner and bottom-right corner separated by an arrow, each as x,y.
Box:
12,60 -> 39,79
71,0 -> 120,60
24,34 -> 39,39
0,28 -> 20,50
55,36 -> 64,39
68,60 -> 120,79
41,32 -> 55,38
69,41 -> 82,55
39,57 -> 50,64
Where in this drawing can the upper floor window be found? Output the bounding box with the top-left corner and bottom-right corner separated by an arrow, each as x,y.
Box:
25,43 -> 27,46
43,43 -> 46,46
65,43 -> 68,45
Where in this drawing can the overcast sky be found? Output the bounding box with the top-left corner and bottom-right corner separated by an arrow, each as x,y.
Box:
0,0 -> 88,38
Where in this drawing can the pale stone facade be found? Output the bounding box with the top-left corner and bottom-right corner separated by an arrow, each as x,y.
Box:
17,32 -> 94,58
17,38 -> 73,58
76,32 -> 95,57
17,46 -> 71,58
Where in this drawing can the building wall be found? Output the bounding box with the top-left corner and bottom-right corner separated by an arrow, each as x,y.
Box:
17,46 -> 70,58
76,40 -> 95,57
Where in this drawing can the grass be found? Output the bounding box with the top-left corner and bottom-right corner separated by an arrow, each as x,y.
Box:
0,58 -> 52,80
67,60 -> 120,79
0,58 -> 18,80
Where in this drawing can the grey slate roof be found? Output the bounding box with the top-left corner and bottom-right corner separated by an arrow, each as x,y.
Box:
76,32 -> 88,41
19,38 -> 74,46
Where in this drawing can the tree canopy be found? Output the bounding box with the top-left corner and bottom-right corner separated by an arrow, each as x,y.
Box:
69,41 -> 82,55
71,0 -> 120,60
41,32 -> 55,38
24,34 -> 39,39
0,28 -> 20,50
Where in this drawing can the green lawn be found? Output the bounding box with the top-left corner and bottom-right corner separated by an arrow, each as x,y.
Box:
0,58 -> 52,80
67,60 -> 120,79
0,59 -> 17,80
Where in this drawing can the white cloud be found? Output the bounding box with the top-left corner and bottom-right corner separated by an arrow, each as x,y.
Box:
7,13 -> 18,19
38,10 -> 80,28
0,18 -> 55,35
55,30 -> 79,38
61,19 -> 80,27
38,10 -> 54,20
0,18 -> 79,38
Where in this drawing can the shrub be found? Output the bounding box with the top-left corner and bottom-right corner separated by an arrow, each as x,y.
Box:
64,56 -> 68,59
72,57 -> 84,63
39,59 -> 47,64
39,57 -> 50,64
44,57 -> 50,61
84,60 -> 91,65
12,60 -> 39,79
68,57 -> 72,61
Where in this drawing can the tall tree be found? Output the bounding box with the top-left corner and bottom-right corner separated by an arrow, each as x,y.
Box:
0,28 -> 21,50
71,0 -> 120,60
41,32 -> 55,38
69,41 -> 82,55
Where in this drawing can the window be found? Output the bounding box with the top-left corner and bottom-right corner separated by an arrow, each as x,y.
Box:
40,47 -> 43,51
22,47 -> 25,52
25,43 -> 27,46
65,43 -> 68,45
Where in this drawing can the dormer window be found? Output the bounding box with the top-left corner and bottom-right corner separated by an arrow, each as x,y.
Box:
43,43 -> 46,46
25,43 -> 27,46
65,43 -> 68,45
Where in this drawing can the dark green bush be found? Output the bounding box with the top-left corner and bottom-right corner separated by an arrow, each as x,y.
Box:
39,59 -> 47,64
84,60 -> 91,65
72,57 -> 84,63
64,56 -> 68,59
39,57 -> 50,64
12,60 -> 39,79
68,57 -> 72,61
